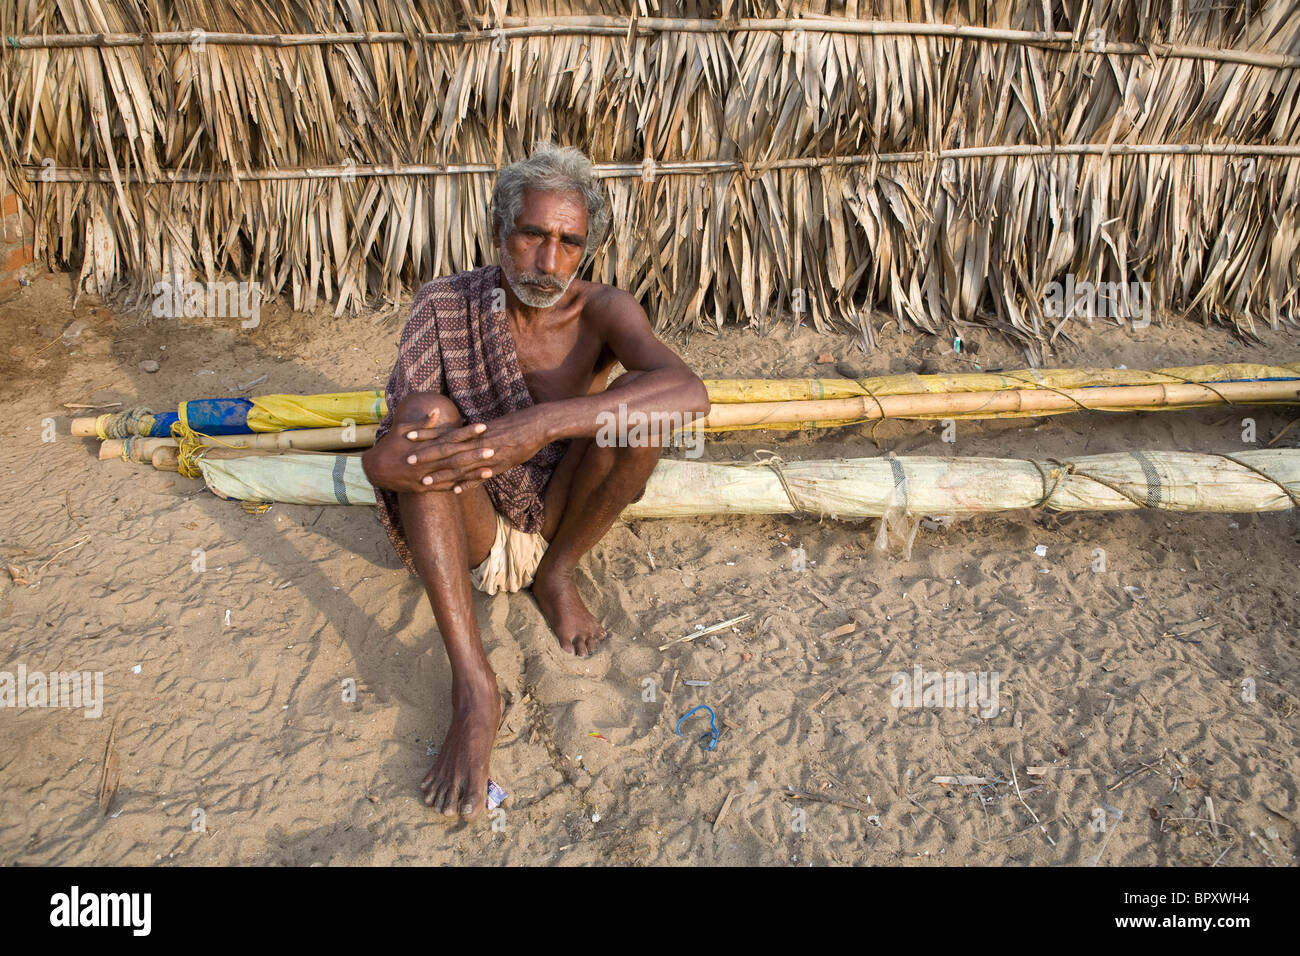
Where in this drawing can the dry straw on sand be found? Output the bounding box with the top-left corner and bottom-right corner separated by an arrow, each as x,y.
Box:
1,1 -> 1297,354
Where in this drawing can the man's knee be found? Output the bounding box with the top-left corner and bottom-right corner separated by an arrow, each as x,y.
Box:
592,431 -> 664,468
395,391 -> 461,427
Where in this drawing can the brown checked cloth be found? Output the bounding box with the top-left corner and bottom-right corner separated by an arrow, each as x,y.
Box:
373,265 -> 569,577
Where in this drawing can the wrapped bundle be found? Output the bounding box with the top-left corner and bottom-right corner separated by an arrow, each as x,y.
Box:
195,449 -> 1300,517
72,391 -> 387,437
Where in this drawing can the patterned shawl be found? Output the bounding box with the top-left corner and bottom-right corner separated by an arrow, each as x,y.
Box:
373,265 -> 568,576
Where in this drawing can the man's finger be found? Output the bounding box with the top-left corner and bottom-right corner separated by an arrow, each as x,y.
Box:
422,466 -> 493,491
404,421 -> 486,444
411,445 -> 494,472
408,440 -> 493,468
449,476 -> 489,494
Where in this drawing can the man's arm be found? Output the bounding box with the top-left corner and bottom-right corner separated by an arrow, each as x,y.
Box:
361,282 -> 498,494
535,287 -> 710,443
396,288 -> 710,491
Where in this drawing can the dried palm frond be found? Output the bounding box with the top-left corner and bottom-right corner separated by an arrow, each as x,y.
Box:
0,0 -> 1295,356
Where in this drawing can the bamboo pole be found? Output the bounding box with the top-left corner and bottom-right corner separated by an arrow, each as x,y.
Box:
99,438 -> 176,461
24,145 -> 1300,184
694,380 -> 1300,430
151,445 -> 334,471
99,424 -> 377,460
1,27 -> 634,48
487,16 -> 1300,70
7,20 -> 1299,69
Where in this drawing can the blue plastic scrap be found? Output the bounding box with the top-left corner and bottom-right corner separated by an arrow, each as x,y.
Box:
675,704 -> 720,751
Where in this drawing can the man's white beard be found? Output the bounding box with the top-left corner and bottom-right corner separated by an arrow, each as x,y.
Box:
500,248 -> 574,309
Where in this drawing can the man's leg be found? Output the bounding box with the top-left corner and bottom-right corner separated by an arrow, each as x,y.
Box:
533,371 -> 664,657
392,391 -> 501,818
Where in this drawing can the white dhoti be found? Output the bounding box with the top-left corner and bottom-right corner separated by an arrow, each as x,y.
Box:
469,511 -> 549,595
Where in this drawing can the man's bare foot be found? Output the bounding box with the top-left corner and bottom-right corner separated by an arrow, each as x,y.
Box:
531,565 -> 607,657
419,675 -> 502,819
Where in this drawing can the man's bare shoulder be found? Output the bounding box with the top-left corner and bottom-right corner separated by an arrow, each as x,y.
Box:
577,281 -> 647,326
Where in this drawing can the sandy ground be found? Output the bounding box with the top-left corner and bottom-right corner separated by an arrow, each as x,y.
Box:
1,270 -> 1297,866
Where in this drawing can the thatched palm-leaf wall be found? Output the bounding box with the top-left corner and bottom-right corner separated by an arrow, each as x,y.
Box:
1,1 -> 1297,355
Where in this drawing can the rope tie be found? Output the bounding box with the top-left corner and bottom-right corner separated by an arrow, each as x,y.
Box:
753,451 -> 820,519
848,381 -> 892,445
95,406 -> 156,438
999,373 -> 1095,413
1028,457 -> 1074,509
1149,370 -> 1251,407
1067,458 -> 1157,509
170,399 -> 240,478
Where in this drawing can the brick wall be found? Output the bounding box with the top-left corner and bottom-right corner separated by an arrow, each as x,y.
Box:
0,189 -> 36,297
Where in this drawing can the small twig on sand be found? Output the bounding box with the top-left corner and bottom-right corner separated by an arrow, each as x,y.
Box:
65,490 -> 85,529
659,614 -> 750,651
902,791 -> 954,837
781,789 -> 872,814
29,534 -> 91,581
812,686 -> 838,710
1267,416 -> 1300,447
712,791 -> 737,833
1010,756 -> 1055,847
97,717 -> 120,815
1009,757 -> 1038,824
1108,759 -> 1161,791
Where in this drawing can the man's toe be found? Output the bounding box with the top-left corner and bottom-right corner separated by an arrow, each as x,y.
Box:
432,783 -> 452,813
440,787 -> 459,815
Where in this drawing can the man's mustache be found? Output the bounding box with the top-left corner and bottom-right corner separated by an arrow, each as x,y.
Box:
520,274 -> 563,291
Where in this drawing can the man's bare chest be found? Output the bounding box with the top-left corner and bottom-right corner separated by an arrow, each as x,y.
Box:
509,319 -> 609,405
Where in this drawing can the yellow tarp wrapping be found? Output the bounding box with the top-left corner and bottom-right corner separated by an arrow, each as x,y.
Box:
230,364 -> 1300,434
246,390 -> 387,432
699,363 -> 1300,430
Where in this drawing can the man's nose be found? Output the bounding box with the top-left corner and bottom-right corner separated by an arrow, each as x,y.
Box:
535,238 -> 559,275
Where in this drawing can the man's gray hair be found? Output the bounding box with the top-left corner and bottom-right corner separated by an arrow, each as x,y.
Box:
491,142 -> 610,263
